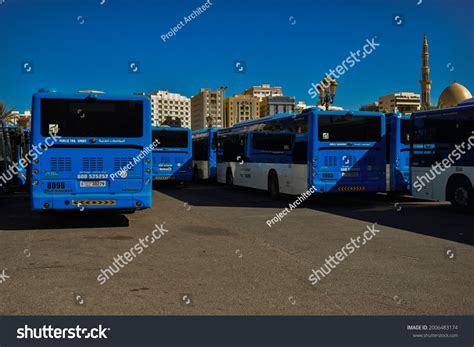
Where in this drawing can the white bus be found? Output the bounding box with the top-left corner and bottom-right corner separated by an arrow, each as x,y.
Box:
410,99 -> 474,208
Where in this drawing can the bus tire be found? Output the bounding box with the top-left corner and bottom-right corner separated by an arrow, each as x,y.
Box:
225,168 -> 233,186
121,208 -> 136,214
447,176 -> 473,209
268,170 -> 280,199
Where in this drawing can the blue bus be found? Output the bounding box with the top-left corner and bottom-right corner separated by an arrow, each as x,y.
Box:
152,127 -> 192,183
192,127 -> 218,180
216,109 -> 386,198
7,125 -> 29,187
30,91 -> 153,211
385,112 -> 410,193
0,120 -> 13,193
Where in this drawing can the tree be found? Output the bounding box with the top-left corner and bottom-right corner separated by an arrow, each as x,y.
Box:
0,101 -> 15,122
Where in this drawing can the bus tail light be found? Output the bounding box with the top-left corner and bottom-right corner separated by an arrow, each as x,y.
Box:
145,169 -> 151,174
33,159 -> 39,164
43,203 -> 50,209
33,169 -> 39,174
136,201 -> 142,207
145,159 -> 151,164
33,180 -> 39,185
145,179 -> 151,185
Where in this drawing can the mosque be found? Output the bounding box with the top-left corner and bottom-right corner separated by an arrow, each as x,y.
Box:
420,33 -> 472,108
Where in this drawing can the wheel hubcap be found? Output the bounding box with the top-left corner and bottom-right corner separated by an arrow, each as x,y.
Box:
454,187 -> 469,205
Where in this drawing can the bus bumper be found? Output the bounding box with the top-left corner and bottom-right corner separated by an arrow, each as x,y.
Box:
31,192 -> 152,211
313,181 -> 386,193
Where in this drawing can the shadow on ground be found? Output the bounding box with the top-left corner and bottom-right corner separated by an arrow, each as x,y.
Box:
158,183 -> 474,246
0,193 -> 129,230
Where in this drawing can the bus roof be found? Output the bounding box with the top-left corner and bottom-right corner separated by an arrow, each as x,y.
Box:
458,97 -> 474,106
192,127 -> 218,135
33,91 -> 149,102
152,126 -> 190,132
385,112 -> 411,120
227,109 -> 383,130
412,103 -> 474,119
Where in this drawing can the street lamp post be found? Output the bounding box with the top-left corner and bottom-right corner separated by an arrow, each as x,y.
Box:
318,76 -> 338,110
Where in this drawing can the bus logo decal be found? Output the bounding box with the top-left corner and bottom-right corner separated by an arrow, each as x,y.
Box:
49,124 -> 59,135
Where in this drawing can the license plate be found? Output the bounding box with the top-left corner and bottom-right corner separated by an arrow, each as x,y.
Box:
159,167 -> 173,171
80,180 -> 107,187
342,171 -> 359,177
154,176 -> 175,180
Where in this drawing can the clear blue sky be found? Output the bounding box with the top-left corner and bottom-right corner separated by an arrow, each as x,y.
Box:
2,0 -> 473,112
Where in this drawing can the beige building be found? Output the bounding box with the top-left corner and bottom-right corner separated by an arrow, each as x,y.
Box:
243,84 -> 282,100
260,96 -> 295,116
145,90 -> 191,128
378,92 -> 421,114
225,94 -> 260,127
10,110 -> 31,127
359,102 -> 379,112
191,88 -> 224,130
295,101 -> 314,112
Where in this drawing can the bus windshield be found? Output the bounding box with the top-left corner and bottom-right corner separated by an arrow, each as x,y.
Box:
40,98 -> 144,138
153,130 -> 188,148
318,115 -> 381,142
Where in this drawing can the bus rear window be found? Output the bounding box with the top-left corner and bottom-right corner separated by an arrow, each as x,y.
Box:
40,98 -> 143,138
318,115 -> 381,142
153,131 -> 188,148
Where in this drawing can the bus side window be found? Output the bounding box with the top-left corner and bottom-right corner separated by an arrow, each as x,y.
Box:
292,141 -> 307,164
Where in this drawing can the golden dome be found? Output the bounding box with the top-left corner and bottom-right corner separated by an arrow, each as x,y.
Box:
438,82 -> 472,108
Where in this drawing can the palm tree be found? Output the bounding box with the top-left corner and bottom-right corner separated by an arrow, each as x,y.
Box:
0,101 -> 15,122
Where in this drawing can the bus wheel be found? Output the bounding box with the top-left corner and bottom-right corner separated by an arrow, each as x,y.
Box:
122,209 -> 136,214
447,177 -> 473,209
226,168 -> 233,186
268,171 -> 280,199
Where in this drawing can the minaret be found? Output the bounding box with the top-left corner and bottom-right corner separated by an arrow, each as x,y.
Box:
419,33 -> 432,108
